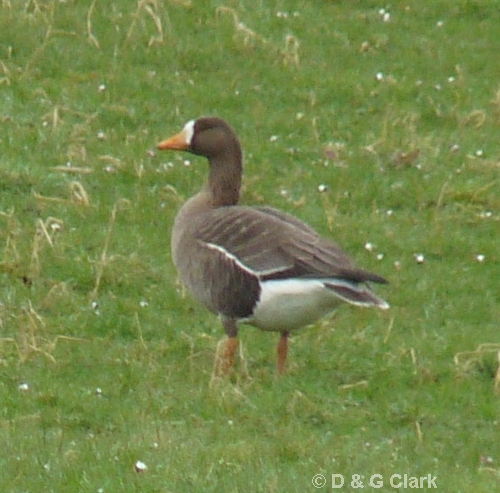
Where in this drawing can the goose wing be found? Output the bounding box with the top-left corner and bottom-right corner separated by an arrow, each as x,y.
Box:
195,205 -> 387,284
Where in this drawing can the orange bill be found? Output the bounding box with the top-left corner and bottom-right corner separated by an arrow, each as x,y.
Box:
157,129 -> 189,151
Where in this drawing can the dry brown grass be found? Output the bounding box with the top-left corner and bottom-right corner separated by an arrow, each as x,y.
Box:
90,198 -> 131,299
454,343 -> 500,393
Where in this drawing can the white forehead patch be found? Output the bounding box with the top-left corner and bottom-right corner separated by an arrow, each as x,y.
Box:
183,119 -> 195,145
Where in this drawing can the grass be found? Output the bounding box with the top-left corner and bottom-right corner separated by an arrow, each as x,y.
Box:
1,0 -> 500,491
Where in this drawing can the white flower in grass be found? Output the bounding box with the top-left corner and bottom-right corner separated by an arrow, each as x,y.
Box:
480,455 -> 494,465
378,9 -> 390,22
91,300 -> 100,315
135,460 -> 148,473
414,253 -> 425,264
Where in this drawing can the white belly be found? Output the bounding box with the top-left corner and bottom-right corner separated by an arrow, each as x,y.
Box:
243,279 -> 341,332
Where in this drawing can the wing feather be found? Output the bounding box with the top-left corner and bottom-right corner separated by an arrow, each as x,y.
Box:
195,206 -> 387,284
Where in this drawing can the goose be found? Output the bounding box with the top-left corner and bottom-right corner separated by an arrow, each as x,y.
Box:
158,116 -> 389,374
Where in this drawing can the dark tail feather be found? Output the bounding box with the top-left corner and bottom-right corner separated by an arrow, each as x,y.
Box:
338,267 -> 389,285
324,280 -> 389,310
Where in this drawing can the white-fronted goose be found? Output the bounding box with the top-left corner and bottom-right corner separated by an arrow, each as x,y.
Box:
158,117 -> 389,375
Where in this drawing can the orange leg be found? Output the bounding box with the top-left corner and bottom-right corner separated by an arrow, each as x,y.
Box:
277,331 -> 290,375
222,336 -> 238,374
216,318 -> 239,375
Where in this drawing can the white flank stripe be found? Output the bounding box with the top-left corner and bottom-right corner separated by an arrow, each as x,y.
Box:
205,242 -> 257,276
204,242 -> 290,277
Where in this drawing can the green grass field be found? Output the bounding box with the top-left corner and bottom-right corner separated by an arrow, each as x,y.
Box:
1,0 -> 500,491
